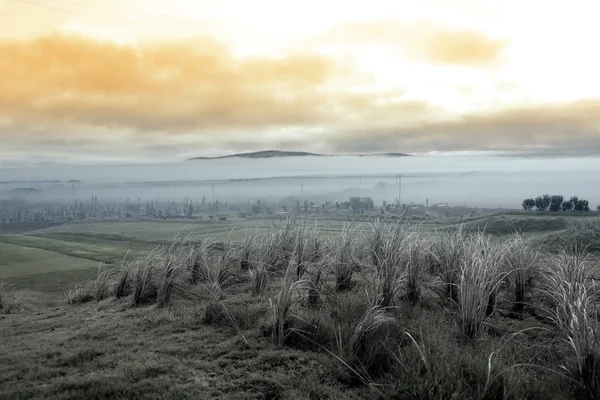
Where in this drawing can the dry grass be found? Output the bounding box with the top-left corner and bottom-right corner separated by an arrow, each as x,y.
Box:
542,249 -> 600,398
0,281 -> 24,314
456,234 -> 508,341
19,217 -> 600,399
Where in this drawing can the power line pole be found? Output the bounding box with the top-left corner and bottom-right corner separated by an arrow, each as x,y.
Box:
301,184 -> 304,196
212,184 -> 215,200
398,174 -> 402,206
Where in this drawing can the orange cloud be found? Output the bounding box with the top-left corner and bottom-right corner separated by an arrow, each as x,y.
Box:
313,19 -> 508,66
0,34 -> 355,132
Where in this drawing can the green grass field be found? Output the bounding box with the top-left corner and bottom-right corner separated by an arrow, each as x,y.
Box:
1,213 -> 598,294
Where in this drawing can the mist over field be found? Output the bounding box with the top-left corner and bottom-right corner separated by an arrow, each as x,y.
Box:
2,154 -> 599,208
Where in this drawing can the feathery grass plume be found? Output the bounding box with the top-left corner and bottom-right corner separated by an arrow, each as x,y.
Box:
0,281 -> 24,314
367,218 -> 388,270
368,236 -> 404,308
131,246 -> 161,306
115,250 -> 133,300
430,226 -> 466,303
203,242 -> 244,322
269,257 -> 310,345
331,224 -> 360,292
239,229 -> 256,270
542,248 -> 599,398
270,215 -> 297,269
255,232 -> 283,273
64,280 -> 95,305
189,237 -> 215,284
94,262 -> 114,302
456,234 -> 508,341
249,263 -> 269,297
156,236 -> 187,307
504,235 -> 539,314
400,231 -> 427,305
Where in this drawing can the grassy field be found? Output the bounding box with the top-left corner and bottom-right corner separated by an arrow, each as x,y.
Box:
2,213 -> 600,399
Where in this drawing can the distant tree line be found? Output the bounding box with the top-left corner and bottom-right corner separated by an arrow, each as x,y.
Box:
522,195 -> 590,212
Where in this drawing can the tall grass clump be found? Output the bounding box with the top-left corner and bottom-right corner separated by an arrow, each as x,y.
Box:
189,238 -> 215,284
304,264 -> 324,309
131,247 -> 161,306
270,216 -> 298,269
0,281 -> 24,314
543,249 -> 600,398
268,258 -> 309,345
65,280 -> 95,305
115,251 -> 133,300
203,243 -> 243,323
504,236 -> 539,314
238,230 -> 256,270
249,263 -> 269,297
456,234 -> 508,341
430,227 -> 467,303
367,219 -> 387,269
157,237 -> 187,307
331,224 -> 360,291
400,231 -> 429,304
369,237 -> 403,308
94,263 -> 114,302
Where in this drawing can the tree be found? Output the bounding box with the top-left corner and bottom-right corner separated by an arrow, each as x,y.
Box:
549,195 -> 564,212
542,194 -> 551,210
534,196 -> 546,211
576,199 -> 590,212
562,200 -> 573,211
522,198 -> 535,211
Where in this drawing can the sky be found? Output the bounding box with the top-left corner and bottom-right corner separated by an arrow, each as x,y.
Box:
1,0 -> 600,163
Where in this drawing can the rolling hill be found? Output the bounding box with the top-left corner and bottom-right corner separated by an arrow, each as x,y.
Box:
187,150 -> 411,160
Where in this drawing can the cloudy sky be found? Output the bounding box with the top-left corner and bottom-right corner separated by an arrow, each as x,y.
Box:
1,0 -> 599,163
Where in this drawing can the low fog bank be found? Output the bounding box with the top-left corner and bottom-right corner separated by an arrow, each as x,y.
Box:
1,155 -> 599,208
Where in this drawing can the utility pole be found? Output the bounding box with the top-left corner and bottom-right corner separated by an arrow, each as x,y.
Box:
212,184 -> 215,200
72,184 -> 75,204
399,174 -> 402,206
301,184 -> 304,196
397,174 -> 402,206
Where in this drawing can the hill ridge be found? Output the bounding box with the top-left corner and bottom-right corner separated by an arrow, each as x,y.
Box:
187,150 -> 410,160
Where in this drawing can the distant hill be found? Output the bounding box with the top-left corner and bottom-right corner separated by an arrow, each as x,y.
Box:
188,150 -> 410,160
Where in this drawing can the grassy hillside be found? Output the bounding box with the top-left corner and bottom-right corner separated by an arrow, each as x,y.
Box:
3,217 -> 600,399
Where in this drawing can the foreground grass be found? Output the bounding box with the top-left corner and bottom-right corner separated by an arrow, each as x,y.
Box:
3,216 -> 600,399
0,299 -> 360,400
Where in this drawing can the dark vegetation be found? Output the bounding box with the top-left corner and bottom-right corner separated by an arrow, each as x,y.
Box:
523,194 -> 591,212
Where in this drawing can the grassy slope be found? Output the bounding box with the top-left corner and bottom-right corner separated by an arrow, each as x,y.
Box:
0,242 -> 99,278
0,300 -> 363,400
3,214 -> 598,399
